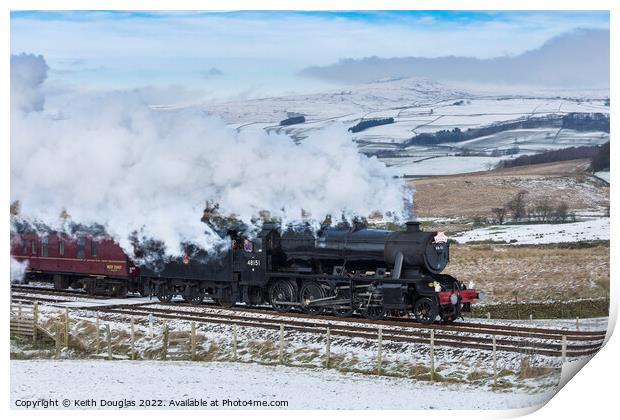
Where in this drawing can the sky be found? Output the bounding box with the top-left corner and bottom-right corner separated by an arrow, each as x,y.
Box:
10,10 -> 610,100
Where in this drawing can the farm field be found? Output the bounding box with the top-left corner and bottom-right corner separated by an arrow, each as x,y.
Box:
444,243 -> 609,304
412,159 -> 609,219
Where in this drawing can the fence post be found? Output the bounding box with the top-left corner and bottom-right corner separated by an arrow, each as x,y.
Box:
486,312 -> 491,320
162,322 -> 169,360
106,324 -> 112,360
18,302 -> 22,321
561,335 -> 567,363
278,323 -> 285,364
191,321 -> 197,361
95,312 -> 101,354
149,314 -> 154,338
232,323 -> 238,361
55,323 -> 61,358
529,314 -> 533,322
325,326 -> 331,369
130,316 -> 136,360
430,329 -> 435,381
64,308 -> 70,348
576,317 -> 580,331
376,327 -> 383,375
492,335 -> 497,386
32,302 -> 39,344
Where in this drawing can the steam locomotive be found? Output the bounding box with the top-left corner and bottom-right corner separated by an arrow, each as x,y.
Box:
11,221 -> 480,324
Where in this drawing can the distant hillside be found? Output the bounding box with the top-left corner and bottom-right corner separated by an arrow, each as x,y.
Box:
300,29 -> 609,87
497,144 -> 604,169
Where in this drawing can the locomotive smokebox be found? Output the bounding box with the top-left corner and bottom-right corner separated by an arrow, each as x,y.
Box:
278,221 -> 449,276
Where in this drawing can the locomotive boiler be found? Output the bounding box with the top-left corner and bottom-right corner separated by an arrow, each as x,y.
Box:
278,221 -> 449,275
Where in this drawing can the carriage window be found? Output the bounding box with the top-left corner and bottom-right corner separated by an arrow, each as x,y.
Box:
59,240 -> 65,256
91,240 -> 98,257
77,238 -> 85,259
31,240 -> 37,255
41,237 -> 49,257
21,240 -> 27,253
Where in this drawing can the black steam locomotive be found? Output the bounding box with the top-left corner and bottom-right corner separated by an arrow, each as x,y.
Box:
142,221 -> 480,324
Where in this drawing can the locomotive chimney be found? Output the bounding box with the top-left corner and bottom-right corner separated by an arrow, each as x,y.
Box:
405,221 -> 421,232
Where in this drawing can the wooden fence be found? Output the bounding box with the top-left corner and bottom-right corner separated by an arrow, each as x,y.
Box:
10,304 -> 550,385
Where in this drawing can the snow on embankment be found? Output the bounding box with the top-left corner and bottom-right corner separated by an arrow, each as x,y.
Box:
454,218 -> 609,244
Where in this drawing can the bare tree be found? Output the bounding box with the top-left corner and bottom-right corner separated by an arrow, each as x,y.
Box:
491,207 -> 507,224
506,190 -> 528,221
59,208 -> 70,221
553,201 -> 570,222
532,197 -> 553,222
10,200 -> 20,217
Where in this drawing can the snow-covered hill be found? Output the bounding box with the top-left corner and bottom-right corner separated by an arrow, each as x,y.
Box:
170,77 -> 609,177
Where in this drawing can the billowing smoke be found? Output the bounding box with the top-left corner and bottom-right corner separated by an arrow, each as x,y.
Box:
11,53 -> 48,113
11,54 -> 412,256
10,257 -> 29,284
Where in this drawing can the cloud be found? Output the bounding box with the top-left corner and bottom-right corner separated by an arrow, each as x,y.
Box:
299,29 -> 610,88
11,54 -> 412,256
201,67 -> 224,78
10,11 -> 609,96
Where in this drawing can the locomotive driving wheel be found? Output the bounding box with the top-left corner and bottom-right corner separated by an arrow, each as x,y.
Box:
413,297 -> 439,324
300,281 -> 325,315
269,280 -> 298,312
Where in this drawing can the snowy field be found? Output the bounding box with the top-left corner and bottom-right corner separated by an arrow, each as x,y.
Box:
454,218 -> 609,244
383,155 -> 503,175
10,359 -> 557,410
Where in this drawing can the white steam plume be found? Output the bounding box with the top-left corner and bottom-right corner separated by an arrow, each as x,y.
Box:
11,54 -> 413,255
11,257 -> 29,284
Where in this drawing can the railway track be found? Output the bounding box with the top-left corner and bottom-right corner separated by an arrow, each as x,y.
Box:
157,301 -> 605,341
95,304 -> 604,358
11,285 -> 606,358
11,284 -> 108,299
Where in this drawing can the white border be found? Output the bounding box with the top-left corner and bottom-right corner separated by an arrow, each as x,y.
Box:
2,1 -> 616,420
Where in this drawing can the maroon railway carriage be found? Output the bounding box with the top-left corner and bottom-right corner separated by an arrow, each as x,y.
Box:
10,232 -> 142,297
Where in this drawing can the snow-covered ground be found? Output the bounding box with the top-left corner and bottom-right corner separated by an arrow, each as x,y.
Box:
10,359 -> 557,410
595,171 -> 610,183
383,155 -> 503,176
454,218 -> 609,244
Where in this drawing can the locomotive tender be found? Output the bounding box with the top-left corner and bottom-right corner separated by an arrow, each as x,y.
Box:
11,221 -> 480,324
